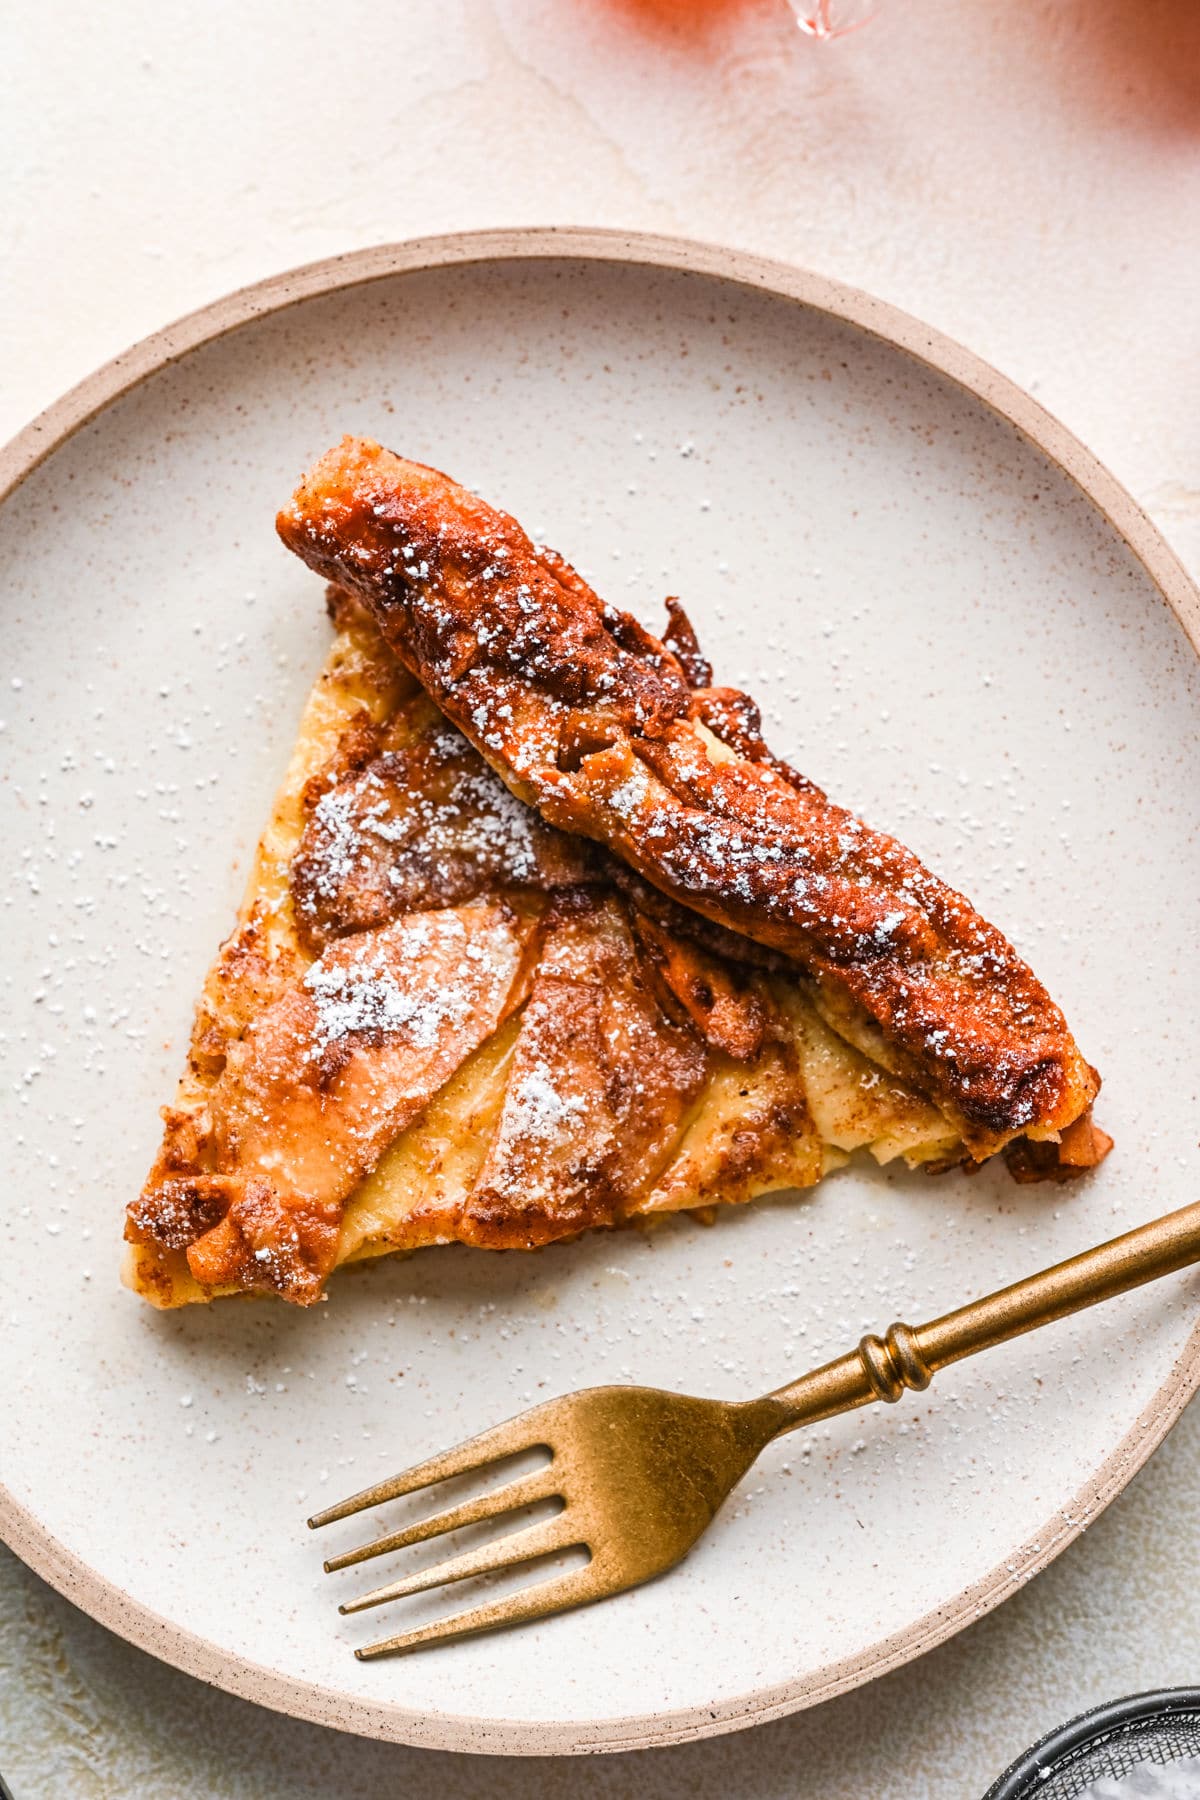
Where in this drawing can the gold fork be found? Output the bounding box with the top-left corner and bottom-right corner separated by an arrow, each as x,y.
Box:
311,1197 -> 1200,1658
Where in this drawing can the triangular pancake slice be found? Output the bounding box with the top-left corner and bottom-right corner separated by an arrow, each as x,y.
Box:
126,593 -> 985,1309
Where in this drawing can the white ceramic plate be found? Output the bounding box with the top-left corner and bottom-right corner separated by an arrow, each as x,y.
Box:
2,232 -> 1199,1756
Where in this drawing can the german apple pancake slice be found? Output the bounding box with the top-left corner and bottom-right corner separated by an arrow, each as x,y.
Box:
278,437 -> 1108,1169
127,591 -> 1005,1310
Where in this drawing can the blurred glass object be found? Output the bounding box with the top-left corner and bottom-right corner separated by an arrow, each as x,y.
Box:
789,0 -> 875,37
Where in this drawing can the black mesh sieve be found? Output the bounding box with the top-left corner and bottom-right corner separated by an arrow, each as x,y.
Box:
984,1691 -> 1200,1799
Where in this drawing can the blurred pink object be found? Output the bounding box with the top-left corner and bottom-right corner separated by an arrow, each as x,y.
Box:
789,0 -> 875,37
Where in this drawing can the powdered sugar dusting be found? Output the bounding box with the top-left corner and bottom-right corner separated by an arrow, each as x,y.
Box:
302,913 -> 498,1055
507,1063 -> 587,1141
608,764 -> 650,820
294,723 -> 580,940
305,781 -> 364,901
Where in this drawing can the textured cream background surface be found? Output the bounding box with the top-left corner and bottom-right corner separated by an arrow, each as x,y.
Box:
2,0 -> 1199,1795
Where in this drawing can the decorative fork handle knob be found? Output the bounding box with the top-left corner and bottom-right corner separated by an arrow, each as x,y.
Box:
857,1324 -> 934,1403
769,1200 -> 1200,1434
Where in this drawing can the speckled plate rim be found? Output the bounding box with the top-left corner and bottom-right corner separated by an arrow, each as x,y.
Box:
1,227 -> 1198,1757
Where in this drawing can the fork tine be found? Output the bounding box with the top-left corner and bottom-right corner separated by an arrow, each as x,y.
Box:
322,1470 -> 559,1573
339,1516 -> 574,1614
354,1562 -> 600,1659
307,1413 -> 545,1530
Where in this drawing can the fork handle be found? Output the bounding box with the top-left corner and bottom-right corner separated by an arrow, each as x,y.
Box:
764,1197 -> 1200,1431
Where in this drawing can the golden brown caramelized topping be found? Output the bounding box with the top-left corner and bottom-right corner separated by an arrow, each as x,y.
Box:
127,461 -> 1111,1310
277,438 -> 1101,1155
292,707 -> 593,953
135,659 -> 845,1305
130,904 -> 527,1301
459,891 -> 709,1248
